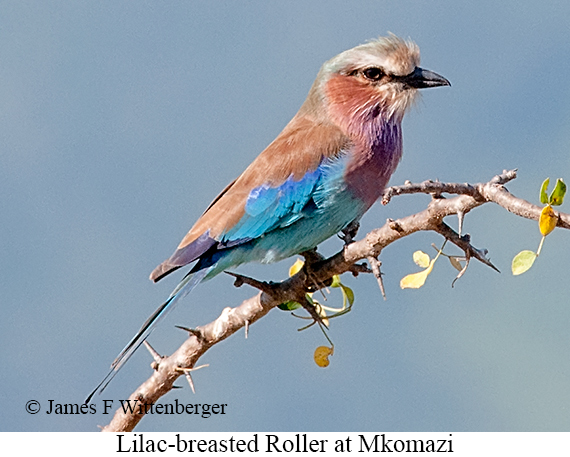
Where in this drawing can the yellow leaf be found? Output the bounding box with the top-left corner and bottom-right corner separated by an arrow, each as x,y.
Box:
539,205 -> 557,236
413,250 -> 431,268
288,259 -> 304,277
400,259 -> 436,289
511,250 -> 537,275
314,346 -> 333,367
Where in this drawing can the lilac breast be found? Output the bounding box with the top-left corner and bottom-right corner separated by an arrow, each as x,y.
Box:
344,120 -> 403,208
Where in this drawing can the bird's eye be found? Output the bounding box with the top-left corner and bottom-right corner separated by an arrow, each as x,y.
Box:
363,67 -> 385,81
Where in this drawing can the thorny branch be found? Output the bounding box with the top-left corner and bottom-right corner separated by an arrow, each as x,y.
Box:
98,170 -> 570,432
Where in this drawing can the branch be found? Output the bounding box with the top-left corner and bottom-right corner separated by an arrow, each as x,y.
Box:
99,170 -> 569,431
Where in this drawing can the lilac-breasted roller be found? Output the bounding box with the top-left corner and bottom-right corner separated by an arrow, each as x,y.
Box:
89,35 -> 449,398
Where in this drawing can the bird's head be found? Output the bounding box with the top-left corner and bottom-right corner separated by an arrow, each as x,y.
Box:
303,35 -> 450,136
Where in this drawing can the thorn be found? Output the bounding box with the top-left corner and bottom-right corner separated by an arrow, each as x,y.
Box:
244,320 -> 249,339
461,236 -> 500,273
457,210 -> 464,236
175,364 -> 210,394
185,372 -> 195,394
175,325 -> 203,340
142,341 -> 162,370
476,249 -> 500,273
225,271 -> 277,295
367,256 -> 387,300
439,224 -> 500,274
172,385 -> 183,389
143,341 -> 162,364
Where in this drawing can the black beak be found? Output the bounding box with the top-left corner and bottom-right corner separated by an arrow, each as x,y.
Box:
399,66 -> 450,89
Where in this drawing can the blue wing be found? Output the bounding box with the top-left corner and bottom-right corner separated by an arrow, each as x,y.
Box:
220,154 -> 349,245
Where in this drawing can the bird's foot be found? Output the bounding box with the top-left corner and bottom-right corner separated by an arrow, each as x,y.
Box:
298,248 -> 334,293
339,220 -> 360,245
299,247 -> 325,266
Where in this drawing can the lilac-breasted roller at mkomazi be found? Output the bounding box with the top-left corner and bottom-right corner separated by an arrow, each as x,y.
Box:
89,35 -> 450,398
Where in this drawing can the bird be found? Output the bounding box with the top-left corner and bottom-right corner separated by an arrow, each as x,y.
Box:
88,35 -> 449,400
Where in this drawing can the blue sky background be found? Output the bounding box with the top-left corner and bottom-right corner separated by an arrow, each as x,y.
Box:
2,1 -> 570,432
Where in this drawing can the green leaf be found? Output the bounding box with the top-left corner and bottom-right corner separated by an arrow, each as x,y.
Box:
511,250 -> 537,276
549,178 -> 567,206
278,300 -> 302,311
540,178 -> 550,205
340,284 -> 355,306
330,275 -> 341,288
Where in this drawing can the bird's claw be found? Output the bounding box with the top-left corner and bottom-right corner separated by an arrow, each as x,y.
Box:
299,248 -> 325,266
339,220 -> 360,245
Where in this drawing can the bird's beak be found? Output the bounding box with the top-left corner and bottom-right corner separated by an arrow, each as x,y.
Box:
399,66 -> 450,89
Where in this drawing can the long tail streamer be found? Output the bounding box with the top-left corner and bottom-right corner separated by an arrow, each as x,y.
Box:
85,267 -> 212,403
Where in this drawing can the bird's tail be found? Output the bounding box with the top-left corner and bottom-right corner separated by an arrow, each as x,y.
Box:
85,267 -> 212,403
